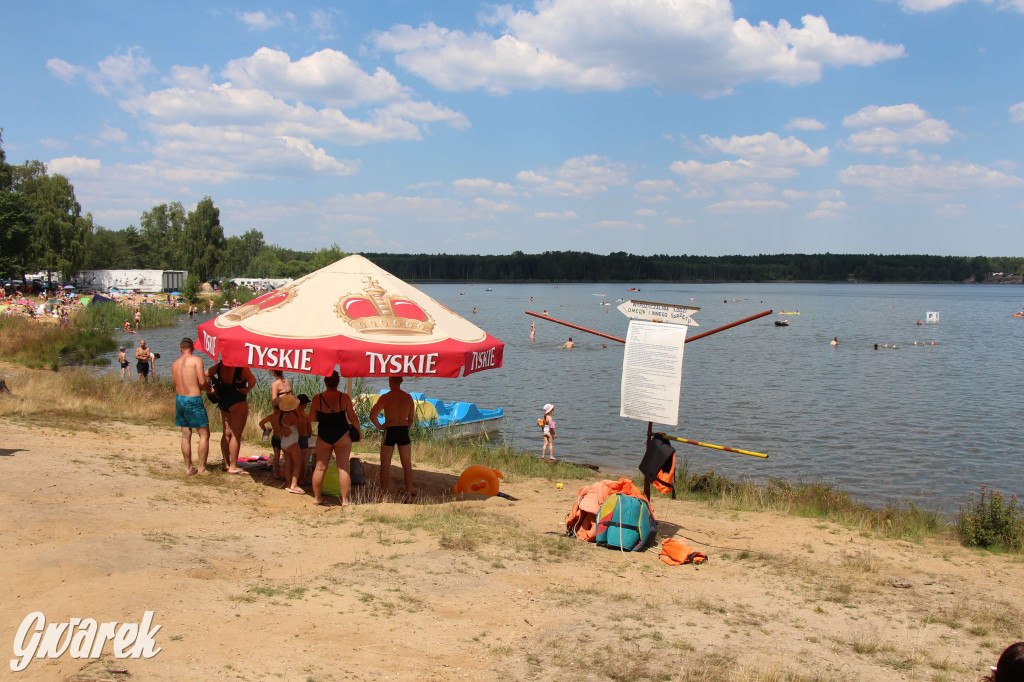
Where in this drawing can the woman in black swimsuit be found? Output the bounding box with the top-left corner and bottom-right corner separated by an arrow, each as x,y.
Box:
206,361 -> 256,474
310,371 -> 359,505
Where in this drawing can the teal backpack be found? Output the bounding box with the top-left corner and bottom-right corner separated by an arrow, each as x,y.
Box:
595,493 -> 656,551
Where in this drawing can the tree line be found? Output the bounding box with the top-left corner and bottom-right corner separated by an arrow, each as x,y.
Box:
364,252 -> 1024,284
3,131 -> 1021,285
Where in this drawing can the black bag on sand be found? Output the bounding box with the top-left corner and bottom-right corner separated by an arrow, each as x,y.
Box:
350,457 -> 366,486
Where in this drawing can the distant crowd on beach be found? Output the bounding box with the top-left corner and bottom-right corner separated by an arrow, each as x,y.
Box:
0,283 -> 84,325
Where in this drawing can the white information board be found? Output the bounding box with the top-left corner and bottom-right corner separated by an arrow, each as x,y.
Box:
619,320 -> 688,425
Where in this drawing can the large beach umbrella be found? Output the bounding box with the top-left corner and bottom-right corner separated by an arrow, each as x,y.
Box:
197,255 -> 503,378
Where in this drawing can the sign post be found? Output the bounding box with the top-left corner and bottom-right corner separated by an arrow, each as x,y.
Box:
617,301 -> 699,426
616,300 -> 700,498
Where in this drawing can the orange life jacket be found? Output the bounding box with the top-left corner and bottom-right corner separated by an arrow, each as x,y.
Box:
652,452 -> 675,496
566,478 -> 653,542
659,537 -> 707,566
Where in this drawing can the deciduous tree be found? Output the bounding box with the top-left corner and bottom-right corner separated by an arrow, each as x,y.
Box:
181,196 -> 225,282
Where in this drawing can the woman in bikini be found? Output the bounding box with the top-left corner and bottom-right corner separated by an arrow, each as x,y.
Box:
207,361 -> 256,474
310,371 -> 359,506
276,395 -> 305,494
270,370 -> 292,407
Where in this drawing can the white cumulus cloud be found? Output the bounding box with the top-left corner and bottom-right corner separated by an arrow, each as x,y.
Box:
894,0 -> 1024,12
372,0 -> 904,97
785,117 -> 826,131
843,103 -> 954,153
705,199 -> 788,213
670,159 -> 798,183
805,200 -> 849,219
634,179 -> 677,194
472,197 -> 518,213
592,219 -> 642,230
453,178 -> 519,196
86,47 -> 155,95
46,58 -> 82,82
700,132 -> 828,166
934,203 -> 968,217
236,10 -> 295,31
839,161 -> 1024,200
48,156 -> 103,178
222,48 -> 409,108
1010,102 -> 1024,123
49,47 -> 155,96
516,155 -> 630,196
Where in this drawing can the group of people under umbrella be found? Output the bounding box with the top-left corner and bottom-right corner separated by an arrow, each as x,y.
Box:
171,255 -> 505,506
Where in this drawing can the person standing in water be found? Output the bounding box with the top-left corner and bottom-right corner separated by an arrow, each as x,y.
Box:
530,322 -> 535,341
135,339 -> 152,383
540,403 -> 557,461
118,346 -> 132,382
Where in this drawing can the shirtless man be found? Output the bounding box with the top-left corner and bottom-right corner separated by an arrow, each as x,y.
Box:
171,337 -> 212,475
135,339 -> 152,383
370,376 -> 417,502
134,309 -> 141,330
561,336 -> 575,348
118,346 -> 132,382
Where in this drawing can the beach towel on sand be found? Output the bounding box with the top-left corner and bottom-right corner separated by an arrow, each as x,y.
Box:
565,478 -> 653,542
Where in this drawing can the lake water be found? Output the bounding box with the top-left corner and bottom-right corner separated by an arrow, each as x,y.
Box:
97,282 -> 1024,512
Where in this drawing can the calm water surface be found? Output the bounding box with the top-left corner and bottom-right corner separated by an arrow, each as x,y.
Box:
99,283 -> 1024,511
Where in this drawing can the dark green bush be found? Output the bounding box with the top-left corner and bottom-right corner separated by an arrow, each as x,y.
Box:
957,486 -> 1024,552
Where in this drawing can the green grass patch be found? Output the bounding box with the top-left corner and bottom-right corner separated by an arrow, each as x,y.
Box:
413,438 -> 595,481
0,314 -> 117,370
645,467 -> 947,543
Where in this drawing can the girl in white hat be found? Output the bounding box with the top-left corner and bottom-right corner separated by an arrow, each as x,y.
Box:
540,403 -> 556,461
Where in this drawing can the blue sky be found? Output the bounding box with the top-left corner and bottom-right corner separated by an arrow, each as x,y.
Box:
1,0 -> 1022,256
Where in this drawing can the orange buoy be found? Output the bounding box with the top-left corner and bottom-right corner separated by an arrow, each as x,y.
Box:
453,466 -> 504,496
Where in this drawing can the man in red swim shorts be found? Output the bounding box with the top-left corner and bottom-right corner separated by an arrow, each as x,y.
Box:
369,376 -> 417,502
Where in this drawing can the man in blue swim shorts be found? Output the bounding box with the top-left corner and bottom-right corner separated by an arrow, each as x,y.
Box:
369,376 -> 418,502
171,337 -> 213,475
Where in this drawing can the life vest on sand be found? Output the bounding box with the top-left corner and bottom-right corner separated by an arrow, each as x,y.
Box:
659,538 -> 707,566
566,478 -> 653,542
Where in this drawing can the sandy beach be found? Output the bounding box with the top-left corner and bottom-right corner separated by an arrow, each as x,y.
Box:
1,410 -> 1020,681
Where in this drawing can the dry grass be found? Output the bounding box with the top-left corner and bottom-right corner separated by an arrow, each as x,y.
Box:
0,363 -> 176,423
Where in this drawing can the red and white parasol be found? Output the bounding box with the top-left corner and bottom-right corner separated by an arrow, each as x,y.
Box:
197,255 -> 503,377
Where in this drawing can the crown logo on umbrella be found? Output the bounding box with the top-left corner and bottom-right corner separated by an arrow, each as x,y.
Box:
336,277 -> 435,335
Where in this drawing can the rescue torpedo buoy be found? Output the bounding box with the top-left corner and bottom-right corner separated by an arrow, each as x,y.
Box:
453,466 -> 504,496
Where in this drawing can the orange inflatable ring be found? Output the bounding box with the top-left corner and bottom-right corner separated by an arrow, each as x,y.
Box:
453,466 -> 504,496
